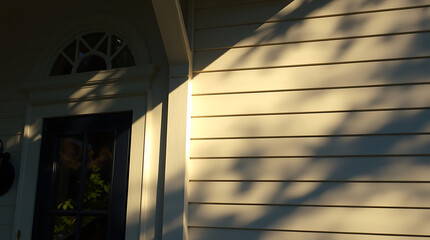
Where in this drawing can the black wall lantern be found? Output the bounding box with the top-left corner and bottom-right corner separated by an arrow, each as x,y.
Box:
0,139 -> 14,196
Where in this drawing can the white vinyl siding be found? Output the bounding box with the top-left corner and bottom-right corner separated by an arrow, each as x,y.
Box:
0,225 -> 12,240
192,59 -> 430,95
191,109 -> 430,138
195,8 -> 430,50
195,0 -> 430,28
0,86 -> 25,240
190,0 -> 430,239
193,33 -> 430,71
189,157 -> 430,181
189,227 -> 428,240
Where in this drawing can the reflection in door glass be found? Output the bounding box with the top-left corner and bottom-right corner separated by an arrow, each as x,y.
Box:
52,215 -> 77,240
51,133 -> 114,239
53,136 -> 84,209
84,132 -> 114,210
34,112 -> 132,240
81,215 -> 108,240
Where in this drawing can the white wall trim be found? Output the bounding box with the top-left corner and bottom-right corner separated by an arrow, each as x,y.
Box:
162,65 -> 192,240
22,65 -> 157,105
13,66 -> 158,240
152,0 -> 192,65
152,1 -> 193,240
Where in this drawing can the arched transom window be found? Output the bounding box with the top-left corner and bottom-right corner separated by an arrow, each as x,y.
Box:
50,32 -> 136,76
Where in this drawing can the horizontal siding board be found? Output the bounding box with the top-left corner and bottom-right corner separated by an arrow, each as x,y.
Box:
0,206 -> 14,225
193,33 -> 430,71
0,183 -> 18,207
195,0 -> 282,10
0,117 -> 24,135
0,84 -> 26,101
189,182 -> 430,207
189,227 -> 426,240
189,204 -> 430,235
190,135 -> 430,157
196,0 -> 292,27
191,109 -> 430,138
196,0 -> 430,28
192,58 -> 430,95
0,225 -> 12,240
192,84 -> 430,116
0,100 -> 27,118
195,7 -> 430,49
189,157 -> 430,181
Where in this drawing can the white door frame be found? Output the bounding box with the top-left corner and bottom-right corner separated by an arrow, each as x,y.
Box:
13,65 -> 159,240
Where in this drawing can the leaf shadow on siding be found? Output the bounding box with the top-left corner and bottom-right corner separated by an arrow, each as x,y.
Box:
190,0 -> 430,239
193,0 -> 430,73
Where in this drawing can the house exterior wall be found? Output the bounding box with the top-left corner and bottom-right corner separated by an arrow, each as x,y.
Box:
189,0 -> 430,239
1,0 -> 430,239
0,84 -> 26,234
0,44 -> 27,240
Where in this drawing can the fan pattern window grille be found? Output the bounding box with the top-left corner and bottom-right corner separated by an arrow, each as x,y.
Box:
50,32 -> 135,76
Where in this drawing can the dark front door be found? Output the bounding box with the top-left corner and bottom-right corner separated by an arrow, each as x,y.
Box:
32,112 -> 132,240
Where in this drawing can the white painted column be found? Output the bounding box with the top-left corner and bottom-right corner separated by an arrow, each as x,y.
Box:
151,0 -> 192,239
162,64 -> 191,240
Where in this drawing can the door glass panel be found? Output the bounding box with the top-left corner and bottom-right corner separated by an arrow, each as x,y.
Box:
81,215 -> 108,240
53,135 -> 84,209
83,132 -> 114,210
33,112 -> 132,240
52,215 -> 77,240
